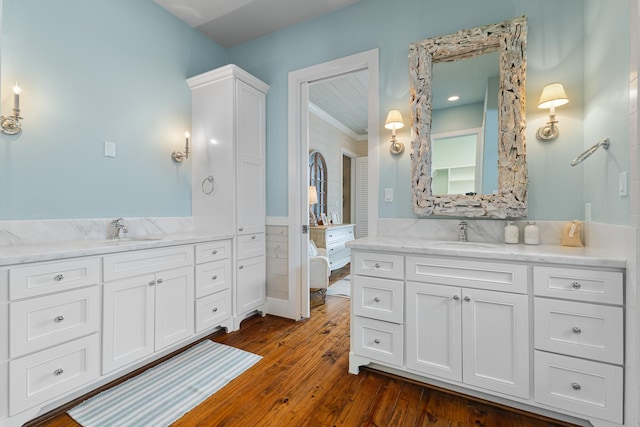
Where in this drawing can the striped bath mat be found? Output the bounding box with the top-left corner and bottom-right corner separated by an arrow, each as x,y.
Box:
68,340 -> 261,427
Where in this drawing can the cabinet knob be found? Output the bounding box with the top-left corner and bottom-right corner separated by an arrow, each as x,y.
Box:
239,227 -> 244,232
212,275 -> 218,280
374,338 -> 380,344
374,297 -> 380,303
54,315 -> 65,323
156,278 -> 164,284
464,296 -> 471,302
239,265 -> 244,270
571,282 -> 582,289
374,263 -> 380,268
251,235 -> 256,240
149,280 -> 156,286
54,368 -> 64,376
54,274 -> 64,281
572,327 -> 582,335
212,307 -> 218,313
212,250 -> 218,255
452,295 -> 460,301
329,234 -> 333,238
571,382 -> 581,391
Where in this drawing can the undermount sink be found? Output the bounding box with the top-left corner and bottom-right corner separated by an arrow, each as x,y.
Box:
105,236 -> 164,243
429,241 -> 501,250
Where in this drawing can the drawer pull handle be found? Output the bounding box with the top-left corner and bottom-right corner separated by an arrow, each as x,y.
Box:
571,382 -> 581,391
54,369 -> 64,376
156,278 -> 164,284
374,263 -> 380,268
452,295 -> 460,301
54,315 -> 65,323
464,296 -> 471,302
571,282 -> 582,289
54,274 -> 64,281
212,307 -> 218,313
212,275 -> 218,280
572,327 -> 582,335
149,280 -> 156,286
374,338 -> 380,344
212,250 -> 218,255
330,248 -> 334,252
329,234 -> 333,238
251,236 -> 256,240
374,297 -> 380,302
239,227 -> 244,232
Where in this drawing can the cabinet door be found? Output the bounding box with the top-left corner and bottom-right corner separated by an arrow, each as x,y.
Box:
103,274 -> 155,374
154,267 -> 194,351
236,256 -> 266,314
236,79 -> 266,235
406,281 -> 462,382
462,288 -> 529,399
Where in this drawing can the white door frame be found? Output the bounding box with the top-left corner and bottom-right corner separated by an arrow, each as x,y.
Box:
287,49 -> 379,319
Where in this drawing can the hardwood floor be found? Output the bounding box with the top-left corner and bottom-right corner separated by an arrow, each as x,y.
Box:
35,283 -> 577,427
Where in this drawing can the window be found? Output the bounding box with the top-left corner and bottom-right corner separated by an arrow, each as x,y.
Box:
309,151 -> 327,219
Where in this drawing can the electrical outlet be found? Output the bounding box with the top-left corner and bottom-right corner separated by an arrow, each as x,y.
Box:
585,202 -> 591,222
619,171 -> 628,197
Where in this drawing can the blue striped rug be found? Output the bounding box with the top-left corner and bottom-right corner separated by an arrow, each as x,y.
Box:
68,340 -> 261,427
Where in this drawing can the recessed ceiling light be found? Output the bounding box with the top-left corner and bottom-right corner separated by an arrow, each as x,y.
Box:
448,95 -> 460,102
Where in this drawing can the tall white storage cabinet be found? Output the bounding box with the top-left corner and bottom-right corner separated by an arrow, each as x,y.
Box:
188,65 -> 269,330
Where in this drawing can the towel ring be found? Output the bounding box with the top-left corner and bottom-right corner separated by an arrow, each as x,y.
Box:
202,175 -> 216,195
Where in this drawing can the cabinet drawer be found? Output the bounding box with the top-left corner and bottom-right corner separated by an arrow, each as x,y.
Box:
406,256 -> 527,294
9,334 -> 100,416
534,298 -> 623,364
195,240 -> 232,264
353,252 -> 404,280
10,258 -> 100,300
104,245 -> 194,282
534,351 -> 622,424
237,233 -> 265,260
353,276 -> 403,323
533,266 -> 623,305
325,226 -> 354,243
353,316 -> 403,367
195,259 -> 232,298
195,289 -> 231,333
329,250 -> 351,271
10,287 -> 100,358
326,240 -> 349,257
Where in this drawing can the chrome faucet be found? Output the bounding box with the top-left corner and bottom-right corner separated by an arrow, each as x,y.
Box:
110,218 -> 128,240
458,220 -> 468,242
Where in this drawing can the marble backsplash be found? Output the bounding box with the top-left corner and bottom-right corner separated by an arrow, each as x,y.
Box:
0,217 -> 194,246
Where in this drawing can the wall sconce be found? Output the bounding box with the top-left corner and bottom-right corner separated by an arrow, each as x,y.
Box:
385,109 -> 405,154
536,83 -> 569,141
172,131 -> 190,162
308,185 -> 318,227
1,83 -> 23,135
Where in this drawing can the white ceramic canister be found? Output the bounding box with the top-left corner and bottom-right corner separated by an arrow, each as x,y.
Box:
504,221 -> 519,244
524,221 -> 540,245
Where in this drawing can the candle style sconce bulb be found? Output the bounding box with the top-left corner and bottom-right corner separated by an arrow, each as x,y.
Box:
172,131 -> 191,162
1,82 -> 23,135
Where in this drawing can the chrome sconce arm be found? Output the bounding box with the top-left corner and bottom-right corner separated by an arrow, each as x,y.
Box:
172,131 -> 190,162
1,83 -> 23,135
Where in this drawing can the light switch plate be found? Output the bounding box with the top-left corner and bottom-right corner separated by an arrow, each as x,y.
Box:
384,188 -> 393,202
104,141 -> 116,158
619,171 -> 628,196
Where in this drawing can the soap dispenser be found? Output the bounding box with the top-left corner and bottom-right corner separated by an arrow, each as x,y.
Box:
504,221 -> 519,244
524,221 -> 540,245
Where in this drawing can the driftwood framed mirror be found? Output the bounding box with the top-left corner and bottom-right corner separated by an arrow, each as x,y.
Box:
409,16 -> 527,218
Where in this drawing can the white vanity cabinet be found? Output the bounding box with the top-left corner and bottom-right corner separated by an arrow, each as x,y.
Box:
6,258 -> 101,416
102,246 -> 194,374
189,65 -> 268,330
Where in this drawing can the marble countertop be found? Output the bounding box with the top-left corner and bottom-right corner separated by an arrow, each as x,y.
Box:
347,236 -> 627,268
0,233 -> 233,266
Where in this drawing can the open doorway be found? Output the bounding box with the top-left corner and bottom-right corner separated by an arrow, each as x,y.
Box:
286,49 -> 379,320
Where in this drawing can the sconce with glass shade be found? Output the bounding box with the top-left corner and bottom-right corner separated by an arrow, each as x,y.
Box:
308,185 -> 319,226
172,131 -> 190,162
1,83 -> 23,135
536,83 -> 569,141
385,109 -> 405,154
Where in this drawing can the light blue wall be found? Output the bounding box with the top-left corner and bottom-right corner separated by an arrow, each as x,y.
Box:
229,0 -> 629,224
0,0 -> 228,220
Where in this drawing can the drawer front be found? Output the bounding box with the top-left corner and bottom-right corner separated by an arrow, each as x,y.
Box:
237,233 -> 265,260
533,266 -> 623,305
353,316 -> 403,367
326,240 -> 348,257
195,289 -> 232,333
9,334 -> 100,416
329,249 -> 351,271
406,256 -> 527,294
353,276 -> 403,323
195,239 -> 232,264
104,245 -> 194,282
325,226 -> 354,243
10,287 -> 100,358
353,251 -> 404,280
534,351 -> 623,424
534,298 -> 623,364
10,258 -> 101,300
195,259 -> 232,298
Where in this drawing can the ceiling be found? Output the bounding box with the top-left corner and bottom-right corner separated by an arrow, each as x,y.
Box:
152,0 -> 363,48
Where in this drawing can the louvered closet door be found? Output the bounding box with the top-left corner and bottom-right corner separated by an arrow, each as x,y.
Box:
355,156 -> 368,238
